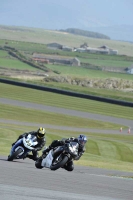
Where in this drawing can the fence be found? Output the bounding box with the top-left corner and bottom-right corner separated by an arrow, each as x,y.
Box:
0,78 -> 133,107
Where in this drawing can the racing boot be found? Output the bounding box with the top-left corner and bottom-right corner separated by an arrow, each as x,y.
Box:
25,151 -> 39,161
23,153 -> 31,160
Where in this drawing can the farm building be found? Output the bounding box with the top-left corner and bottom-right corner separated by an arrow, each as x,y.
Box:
47,43 -> 73,51
98,45 -> 118,55
75,45 -> 118,55
87,47 -> 109,54
75,48 -> 87,53
127,68 -> 133,74
32,57 -> 49,64
62,45 -> 73,51
71,58 -> 80,66
32,53 -> 80,66
46,42 -> 118,55
75,47 -> 109,54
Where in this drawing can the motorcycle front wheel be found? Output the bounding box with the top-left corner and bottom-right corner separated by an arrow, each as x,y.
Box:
7,148 -> 23,161
50,155 -> 68,171
35,157 -> 43,169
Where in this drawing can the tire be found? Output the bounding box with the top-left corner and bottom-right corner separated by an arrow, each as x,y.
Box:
35,157 -> 43,169
50,155 -> 69,171
7,148 -> 23,161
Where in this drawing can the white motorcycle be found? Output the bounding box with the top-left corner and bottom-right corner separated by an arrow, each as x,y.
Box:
35,141 -> 79,170
7,134 -> 38,161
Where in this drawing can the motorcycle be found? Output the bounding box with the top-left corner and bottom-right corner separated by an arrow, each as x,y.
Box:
35,141 -> 79,170
7,134 -> 38,161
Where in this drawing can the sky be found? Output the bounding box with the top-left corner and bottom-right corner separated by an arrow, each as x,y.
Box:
0,0 -> 133,41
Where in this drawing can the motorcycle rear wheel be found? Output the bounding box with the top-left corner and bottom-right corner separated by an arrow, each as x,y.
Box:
7,149 -> 23,161
50,155 -> 68,171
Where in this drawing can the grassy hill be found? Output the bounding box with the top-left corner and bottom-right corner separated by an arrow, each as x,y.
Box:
0,25 -> 133,102
59,28 -> 110,39
0,83 -> 133,172
0,26 -> 133,171
0,25 -> 133,56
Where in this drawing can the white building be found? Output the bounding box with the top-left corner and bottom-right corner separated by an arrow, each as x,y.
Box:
127,68 -> 133,74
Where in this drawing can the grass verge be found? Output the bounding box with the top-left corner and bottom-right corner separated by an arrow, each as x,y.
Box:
1,124 -> 133,172
0,82 -> 133,120
0,103 -> 123,129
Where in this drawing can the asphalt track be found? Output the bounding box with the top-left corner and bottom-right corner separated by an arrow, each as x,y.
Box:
0,97 -> 133,199
1,156 -> 133,200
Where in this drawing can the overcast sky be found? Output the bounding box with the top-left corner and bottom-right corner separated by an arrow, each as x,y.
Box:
0,0 -> 133,40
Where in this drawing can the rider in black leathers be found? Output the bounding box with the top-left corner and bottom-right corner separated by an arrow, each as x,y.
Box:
42,134 -> 87,171
11,127 -> 46,161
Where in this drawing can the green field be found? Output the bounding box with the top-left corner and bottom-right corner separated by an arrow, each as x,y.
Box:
1,26 -> 133,173
45,63 -> 133,79
0,82 -> 133,120
1,103 -> 122,129
1,83 -> 133,172
1,46 -> 133,78
79,57 -> 133,68
1,39 -> 133,69
0,42 -> 133,103
0,26 -> 133,56
1,124 -> 133,172
0,57 -> 38,70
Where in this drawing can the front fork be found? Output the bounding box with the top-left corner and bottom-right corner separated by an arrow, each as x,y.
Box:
10,139 -> 31,158
10,139 -> 23,155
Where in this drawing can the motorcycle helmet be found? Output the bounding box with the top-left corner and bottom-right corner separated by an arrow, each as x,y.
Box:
78,134 -> 87,147
37,127 -> 46,139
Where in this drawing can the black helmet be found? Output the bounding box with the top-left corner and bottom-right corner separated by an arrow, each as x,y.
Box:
78,134 -> 87,147
37,127 -> 46,139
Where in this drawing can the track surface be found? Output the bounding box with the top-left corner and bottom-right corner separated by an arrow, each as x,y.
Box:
1,156 -> 133,200
0,98 -> 133,199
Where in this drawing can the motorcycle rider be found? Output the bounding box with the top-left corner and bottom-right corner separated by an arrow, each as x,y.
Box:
10,127 -> 46,161
41,134 -> 87,171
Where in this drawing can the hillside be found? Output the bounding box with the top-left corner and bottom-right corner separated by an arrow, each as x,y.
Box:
0,25 -> 133,56
0,25 -> 133,102
59,28 -> 110,39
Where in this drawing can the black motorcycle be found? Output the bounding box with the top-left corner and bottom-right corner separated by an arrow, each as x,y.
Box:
35,141 -> 79,170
